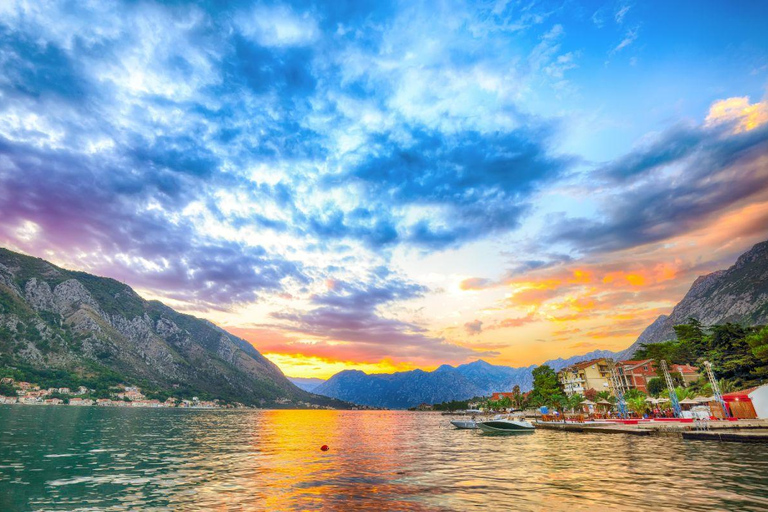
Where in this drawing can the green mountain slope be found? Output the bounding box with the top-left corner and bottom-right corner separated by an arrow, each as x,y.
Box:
0,248 -> 337,406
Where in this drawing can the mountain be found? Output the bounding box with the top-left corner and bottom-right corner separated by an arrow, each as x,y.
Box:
0,248 -> 339,407
313,355 -> 610,409
288,377 -> 325,392
313,367 -> 485,409
539,349 -> 618,372
620,240 -> 768,357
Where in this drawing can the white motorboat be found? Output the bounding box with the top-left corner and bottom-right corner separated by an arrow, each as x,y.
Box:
450,419 -> 478,429
475,415 -> 535,433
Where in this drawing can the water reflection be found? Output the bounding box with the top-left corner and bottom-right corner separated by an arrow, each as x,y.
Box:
1,406 -> 767,511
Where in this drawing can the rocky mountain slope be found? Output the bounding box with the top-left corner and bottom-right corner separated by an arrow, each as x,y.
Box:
620,240 -> 768,357
0,248 -> 336,406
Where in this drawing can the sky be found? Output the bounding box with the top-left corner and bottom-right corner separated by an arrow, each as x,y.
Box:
1,0 -> 767,379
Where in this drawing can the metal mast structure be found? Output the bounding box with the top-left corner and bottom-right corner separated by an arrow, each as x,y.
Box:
660,359 -> 682,417
608,360 -> 628,418
703,361 -> 729,418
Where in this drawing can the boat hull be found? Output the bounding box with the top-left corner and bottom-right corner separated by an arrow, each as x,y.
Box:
450,420 -> 478,429
476,420 -> 535,433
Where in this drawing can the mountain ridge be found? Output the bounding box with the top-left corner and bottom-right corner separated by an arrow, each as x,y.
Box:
0,247 -> 339,407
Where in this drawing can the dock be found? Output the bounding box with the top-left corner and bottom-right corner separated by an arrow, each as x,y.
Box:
535,422 -> 652,436
682,430 -> 768,443
535,419 -> 768,442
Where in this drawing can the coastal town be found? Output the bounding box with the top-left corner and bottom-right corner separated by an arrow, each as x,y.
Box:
0,378 -> 339,410
424,355 -> 768,427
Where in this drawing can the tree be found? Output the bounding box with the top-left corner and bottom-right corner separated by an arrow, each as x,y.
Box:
647,378 -> 665,397
584,388 -> 598,401
529,365 -> 561,406
548,393 -> 568,422
626,397 -> 647,418
568,394 -> 584,413
497,395 -> 512,410
596,390 -> 613,402
510,385 -> 526,410
0,382 -> 16,397
747,326 -> 768,378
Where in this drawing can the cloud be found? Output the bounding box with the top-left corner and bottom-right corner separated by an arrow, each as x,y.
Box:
705,96 -> 768,133
615,4 -> 631,24
544,118 -> 768,254
611,26 -> 639,54
336,125 -> 573,249
237,5 -> 320,48
268,272 -> 490,364
464,319 -> 483,335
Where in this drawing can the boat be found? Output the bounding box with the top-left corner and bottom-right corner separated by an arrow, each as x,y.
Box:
475,415 -> 535,433
450,419 -> 478,429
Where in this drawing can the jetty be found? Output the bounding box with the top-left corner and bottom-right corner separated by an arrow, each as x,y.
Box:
535,418 -> 768,442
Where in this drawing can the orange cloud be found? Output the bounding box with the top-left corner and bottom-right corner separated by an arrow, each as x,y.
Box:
705,96 -> 768,133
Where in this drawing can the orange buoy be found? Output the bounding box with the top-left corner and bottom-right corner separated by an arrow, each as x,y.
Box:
321,445 -> 329,451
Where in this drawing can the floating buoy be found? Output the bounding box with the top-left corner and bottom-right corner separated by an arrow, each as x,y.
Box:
320,445 -> 329,451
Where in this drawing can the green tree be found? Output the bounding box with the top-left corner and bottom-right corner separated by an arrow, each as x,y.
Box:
747,326 -> 768,377
647,378 -> 665,397
567,394 -> 584,413
596,390 -> 614,402
548,393 -> 569,421
529,365 -> 561,406
0,382 -> 16,397
626,397 -> 647,418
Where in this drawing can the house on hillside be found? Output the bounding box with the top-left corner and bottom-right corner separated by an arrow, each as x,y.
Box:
615,359 -> 700,394
557,358 -> 612,397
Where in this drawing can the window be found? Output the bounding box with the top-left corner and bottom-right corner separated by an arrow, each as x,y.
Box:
643,366 -> 648,371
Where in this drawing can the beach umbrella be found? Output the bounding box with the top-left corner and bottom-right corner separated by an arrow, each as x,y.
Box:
582,399 -> 596,405
657,398 -> 670,403
596,399 -> 612,407
695,396 -> 714,403
645,397 -> 657,404
679,398 -> 698,405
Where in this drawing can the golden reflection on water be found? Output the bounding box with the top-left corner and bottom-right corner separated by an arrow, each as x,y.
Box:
2,406 -> 768,511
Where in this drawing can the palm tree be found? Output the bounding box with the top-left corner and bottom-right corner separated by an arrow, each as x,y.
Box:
548,394 -> 568,422
568,394 -> 585,414
626,397 -> 647,418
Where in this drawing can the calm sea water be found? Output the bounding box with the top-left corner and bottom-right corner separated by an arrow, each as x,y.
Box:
1,406 -> 767,511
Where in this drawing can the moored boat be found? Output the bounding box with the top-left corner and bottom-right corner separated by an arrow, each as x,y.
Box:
450,419 -> 478,429
475,415 -> 535,433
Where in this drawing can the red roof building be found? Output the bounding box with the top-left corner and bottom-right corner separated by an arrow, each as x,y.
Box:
615,359 -> 700,394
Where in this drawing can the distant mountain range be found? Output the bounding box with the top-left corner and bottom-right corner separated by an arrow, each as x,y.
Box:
288,377 -> 325,392
314,350 -> 616,409
314,240 -> 768,409
0,248 -> 341,407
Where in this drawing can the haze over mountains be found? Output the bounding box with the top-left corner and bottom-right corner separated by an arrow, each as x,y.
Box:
0,248 -> 340,407
314,241 -> 768,408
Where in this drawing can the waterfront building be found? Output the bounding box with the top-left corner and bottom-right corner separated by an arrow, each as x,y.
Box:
557,358 -> 612,397
615,360 -> 700,394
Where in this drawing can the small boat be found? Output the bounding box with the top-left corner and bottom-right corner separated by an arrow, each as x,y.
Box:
475,415 -> 535,433
450,419 -> 478,429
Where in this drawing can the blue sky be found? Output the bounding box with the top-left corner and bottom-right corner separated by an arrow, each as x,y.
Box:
0,0 -> 767,377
